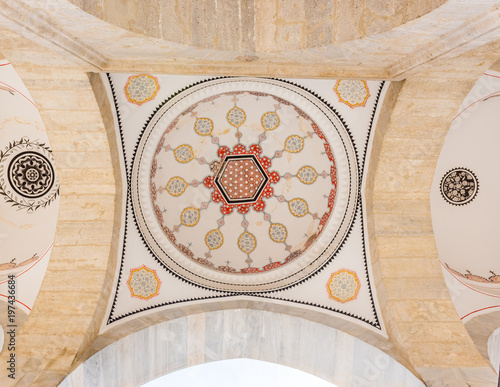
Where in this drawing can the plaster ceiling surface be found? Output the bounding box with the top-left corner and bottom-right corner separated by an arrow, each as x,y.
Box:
431,70 -> 500,320
0,59 -> 59,314
102,74 -> 387,333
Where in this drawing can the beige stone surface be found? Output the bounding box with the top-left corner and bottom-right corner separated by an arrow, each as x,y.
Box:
0,1 -> 499,386
368,76 -> 498,384
73,0 -> 446,50
3,0 -> 498,79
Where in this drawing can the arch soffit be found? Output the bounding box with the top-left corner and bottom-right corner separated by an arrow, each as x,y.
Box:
61,309 -> 425,387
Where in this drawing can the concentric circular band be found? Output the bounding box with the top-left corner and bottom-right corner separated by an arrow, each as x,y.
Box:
131,78 -> 358,291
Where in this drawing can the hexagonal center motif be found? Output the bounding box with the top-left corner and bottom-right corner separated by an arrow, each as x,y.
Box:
215,155 -> 269,204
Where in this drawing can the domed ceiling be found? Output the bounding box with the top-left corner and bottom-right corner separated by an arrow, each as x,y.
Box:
432,70 -> 500,321
102,74 -> 387,332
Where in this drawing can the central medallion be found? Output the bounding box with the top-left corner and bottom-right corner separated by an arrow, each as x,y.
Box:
216,155 -> 268,203
133,78 -> 358,291
206,147 -> 279,214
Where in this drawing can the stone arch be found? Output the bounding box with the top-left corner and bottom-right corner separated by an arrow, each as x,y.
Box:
368,74 -> 499,384
60,309 -> 424,387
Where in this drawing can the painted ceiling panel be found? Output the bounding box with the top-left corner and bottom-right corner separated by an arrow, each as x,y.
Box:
102,74 -> 387,334
0,60 -> 59,315
432,71 -> 500,321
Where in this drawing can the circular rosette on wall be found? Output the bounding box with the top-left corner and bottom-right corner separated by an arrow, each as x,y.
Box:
0,138 -> 59,213
132,78 -> 358,292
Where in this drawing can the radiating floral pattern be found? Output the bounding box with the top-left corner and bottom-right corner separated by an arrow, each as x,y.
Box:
326,269 -> 361,303
150,91 -> 338,274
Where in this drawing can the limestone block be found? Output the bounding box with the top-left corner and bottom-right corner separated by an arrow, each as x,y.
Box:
375,236 -> 438,258
5,49 -> 90,70
305,0 -> 334,24
362,12 -> 393,37
39,110 -> 106,132
379,137 -> 443,159
40,246 -> 109,271
58,194 -> 115,222
373,199 -> 430,215
191,0 -> 217,49
398,322 -> 471,343
48,131 -> 109,152
374,158 -> 436,193
408,341 -> 486,367
384,277 -> 450,299
306,22 -> 333,48
30,89 -> 98,111
277,0 -> 305,22
15,65 -> 89,82
388,300 -> 460,322
214,0 -> 255,52
333,0 -> 362,42
160,0 -> 192,45
398,78 -> 475,100
57,168 -> 115,194
384,116 -> 451,138
34,370 -> 70,385
373,193 -> 431,206
393,97 -> 461,118
0,33 -> 51,51
18,334 -> 81,357
373,212 -> 433,236
364,0 -> 394,17
69,0 -> 104,16
254,0 -> 278,53
41,270 -> 106,292
21,314 -> 92,336
29,290 -> 100,317
275,23 -> 304,51
54,221 -> 114,246
135,0 -> 161,38
379,257 -> 442,278
53,151 -> 112,169
417,367 -> 495,387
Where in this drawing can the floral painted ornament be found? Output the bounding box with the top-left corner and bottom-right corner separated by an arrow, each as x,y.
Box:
148,92 -> 339,277
127,265 -> 161,300
440,168 -> 478,206
326,269 -> 361,303
334,80 -> 370,108
125,74 -> 160,105
1,138 -> 59,212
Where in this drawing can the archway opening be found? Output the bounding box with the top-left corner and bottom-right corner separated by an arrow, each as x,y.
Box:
142,358 -> 337,387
